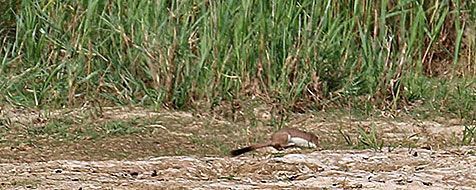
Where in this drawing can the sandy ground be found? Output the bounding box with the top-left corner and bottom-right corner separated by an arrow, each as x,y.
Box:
1,147 -> 476,189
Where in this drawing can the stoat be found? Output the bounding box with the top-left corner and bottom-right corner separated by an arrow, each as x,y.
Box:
230,128 -> 319,157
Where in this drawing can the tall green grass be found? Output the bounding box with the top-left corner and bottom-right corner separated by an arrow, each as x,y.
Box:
0,0 -> 475,118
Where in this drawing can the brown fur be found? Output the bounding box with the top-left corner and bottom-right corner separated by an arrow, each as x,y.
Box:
230,128 -> 319,157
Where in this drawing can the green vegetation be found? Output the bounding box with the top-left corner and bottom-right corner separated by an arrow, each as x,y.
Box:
25,117 -> 145,141
462,124 -> 476,145
1,0 -> 475,120
357,124 -> 384,151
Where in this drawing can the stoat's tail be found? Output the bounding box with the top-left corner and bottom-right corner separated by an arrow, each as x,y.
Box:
230,142 -> 272,157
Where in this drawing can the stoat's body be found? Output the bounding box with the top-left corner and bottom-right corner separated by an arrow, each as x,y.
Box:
230,128 -> 319,157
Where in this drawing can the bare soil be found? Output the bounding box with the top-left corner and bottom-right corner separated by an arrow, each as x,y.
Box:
0,106 -> 475,189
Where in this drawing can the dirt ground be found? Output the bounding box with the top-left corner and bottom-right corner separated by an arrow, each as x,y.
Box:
0,147 -> 476,189
1,147 -> 476,189
0,106 -> 475,189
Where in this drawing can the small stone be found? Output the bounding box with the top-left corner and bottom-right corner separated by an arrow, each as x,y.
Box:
352,183 -> 363,188
129,171 -> 139,177
151,170 -> 158,177
288,175 -> 298,181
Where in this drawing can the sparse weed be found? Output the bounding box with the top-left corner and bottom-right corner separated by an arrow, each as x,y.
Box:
338,127 -> 353,146
462,125 -> 476,145
357,124 -> 384,152
102,120 -> 142,136
26,118 -> 75,139
25,117 -> 144,141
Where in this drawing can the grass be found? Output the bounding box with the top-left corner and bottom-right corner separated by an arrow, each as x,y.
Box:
357,124 -> 384,151
24,117 -> 145,141
0,0 -> 473,120
462,124 -> 476,145
0,1 -> 476,160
